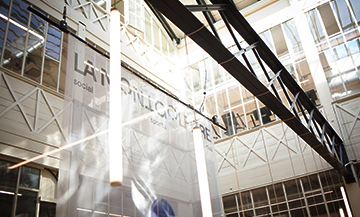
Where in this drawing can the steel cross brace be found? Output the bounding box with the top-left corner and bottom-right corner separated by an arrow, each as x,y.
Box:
144,0 -> 355,182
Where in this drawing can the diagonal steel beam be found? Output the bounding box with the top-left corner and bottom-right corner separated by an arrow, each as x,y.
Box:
211,0 -> 354,182
144,0 -> 355,183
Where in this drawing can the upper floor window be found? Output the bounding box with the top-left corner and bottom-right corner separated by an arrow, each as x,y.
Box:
93,0 -> 107,10
112,0 -> 175,58
0,0 -> 67,93
127,0 -> 143,31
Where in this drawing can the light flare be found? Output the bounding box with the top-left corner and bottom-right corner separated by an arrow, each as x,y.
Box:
8,107 -> 166,170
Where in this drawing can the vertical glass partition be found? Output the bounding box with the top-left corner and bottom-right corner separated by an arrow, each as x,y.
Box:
57,34 -> 224,217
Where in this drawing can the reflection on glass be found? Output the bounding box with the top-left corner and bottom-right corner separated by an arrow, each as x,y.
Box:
295,60 -> 318,105
284,180 -> 302,201
0,0 -> 10,61
321,49 -> 337,77
328,75 -> 347,98
19,166 -> 40,189
24,14 -> 46,82
245,51 -> 259,72
283,19 -> 303,54
9,0 -> 28,26
291,208 -> 308,217
288,199 -> 305,210
301,176 -> 312,193
335,44 -> 349,59
320,36 -> 360,98
343,70 -> 360,95
309,204 -> 327,216
153,20 -> 160,51
257,207 -> 271,216
0,0 -> 10,16
42,56 -> 59,90
3,21 -> 25,73
0,189 -> 14,217
45,25 -> 61,60
2,0 -> 29,73
259,30 -> 275,54
16,189 -> 37,217
0,161 -> 19,188
161,32 -> 167,56
330,34 -> 345,48
129,0 -> 135,25
92,0 -> 107,10
225,171 -> 348,216
270,25 -> 289,57
144,10 -> 152,45
318,3 -> 340,37
348,38 -> 360,54
243,210 -> 253,216
344,29 -> 360,42
274,183 -> 285,203
223,195 -> 237,214
348,0 -> 360,24
212,60 -> 222,85
223,85 -> 247,134
0,161 -> 17,216
59,33 -> 68,94
39,201 -> 56,217
251,188 -> 268,208
331,0 -> 356,32
306,9 -> 326,44
258,101 -> 275,125
240,191 -> 252,210
0,161 -> 46,217
336,48 -> 354,73
203,58 -> 213,90
309,174 -> 321,190
190,63 -> 201,92
216,89 -> 229,137
243,96 -> 258,129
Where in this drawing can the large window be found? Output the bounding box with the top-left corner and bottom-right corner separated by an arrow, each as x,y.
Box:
223,170 -> 348,217
127,0 -> 143,32
0,0 -> 176,96
186,19 -> 318,138
0,0 -> 67,93
306,0 -> 360,99
112,0 -> 176,58
0,160 -> 41,217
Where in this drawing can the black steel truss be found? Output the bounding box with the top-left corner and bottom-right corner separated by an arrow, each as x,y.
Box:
145,0 -> 355,183
145,2 -> 181,44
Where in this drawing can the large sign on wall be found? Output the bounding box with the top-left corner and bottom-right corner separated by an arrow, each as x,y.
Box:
57,35 -> 224,216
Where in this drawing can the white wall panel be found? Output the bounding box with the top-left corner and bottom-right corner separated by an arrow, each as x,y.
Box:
40,169 -> 57,202
334,97 -> 360,161
215,121 -> 333,194
0,71 -> 67,169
